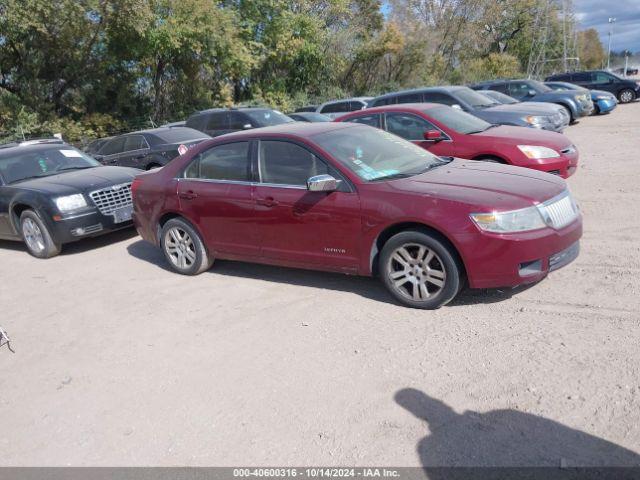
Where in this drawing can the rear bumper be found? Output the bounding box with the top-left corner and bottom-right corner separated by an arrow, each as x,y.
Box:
50,209 -> 133,244
461,216 -> 583,289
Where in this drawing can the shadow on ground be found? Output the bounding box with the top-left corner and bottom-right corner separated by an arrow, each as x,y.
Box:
394,388 -> 640,471
127,239 -> 536,308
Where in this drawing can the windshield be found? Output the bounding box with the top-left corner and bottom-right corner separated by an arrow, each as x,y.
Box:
245,109 -> 294,127
312,125 -> 445,182
0,147 -> 100,184
454,88 -> 499,108
528,80 -> 552,93
295,113 -> 330,122
480,90 -> 518,104
427,106 -> 492,134
154,127 -> 209,144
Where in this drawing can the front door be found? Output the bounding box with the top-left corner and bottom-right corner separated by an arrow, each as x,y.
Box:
252,140 -> 361,271
177,141 -> 259,257
384,112 -> 455,157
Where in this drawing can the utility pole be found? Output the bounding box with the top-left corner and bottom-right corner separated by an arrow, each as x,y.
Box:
607,17 -> 616,70
562,0 -> 567,72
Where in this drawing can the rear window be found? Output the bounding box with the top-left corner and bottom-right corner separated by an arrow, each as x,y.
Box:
153,128 -> 209,144
244,109 -> 294,127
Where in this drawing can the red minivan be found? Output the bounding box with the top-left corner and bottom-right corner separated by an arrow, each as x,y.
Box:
336,104 -> 579,178
132,122 -> 582,309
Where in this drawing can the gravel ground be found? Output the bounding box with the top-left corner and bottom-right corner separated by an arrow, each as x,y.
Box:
1,102 -> 639,467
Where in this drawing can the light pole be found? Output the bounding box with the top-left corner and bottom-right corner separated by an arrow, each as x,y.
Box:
607,17 -> 616,70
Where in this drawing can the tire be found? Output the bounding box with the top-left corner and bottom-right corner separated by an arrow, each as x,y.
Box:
146,163 -> 161,170
618,89 -> 635,104
476,156 -> 505,164
379,230 -> 461,309
559,105 -> 573,123
160,217 -> 212,275
19,210 -> 61,259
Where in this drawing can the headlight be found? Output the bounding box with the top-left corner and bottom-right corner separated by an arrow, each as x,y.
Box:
595,94 -> 612,100
55,194 -> 87,212
524,115 -> 547,126
517,145 -> 560,159
470,206 -> 546,233
574,94 -> 587,101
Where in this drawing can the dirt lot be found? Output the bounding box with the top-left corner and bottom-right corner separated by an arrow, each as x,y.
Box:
1,102 -> 640,467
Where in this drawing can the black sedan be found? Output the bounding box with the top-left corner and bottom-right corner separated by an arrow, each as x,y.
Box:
0,140 -> 140,258
91,127 -> 210,170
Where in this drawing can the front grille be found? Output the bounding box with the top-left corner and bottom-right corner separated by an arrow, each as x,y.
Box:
89,183 -> 132,215
541,193 -> 578,229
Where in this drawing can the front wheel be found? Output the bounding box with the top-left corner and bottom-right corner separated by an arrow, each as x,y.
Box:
618,89 -> 635,104
160,218 -> 213,275
19,210 -> 61,259
379,230 -> 461,309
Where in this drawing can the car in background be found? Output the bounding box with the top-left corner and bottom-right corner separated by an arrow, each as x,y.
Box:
316,97 -> 372,120
545,81 -> 617,115
545,70 -> 640,104
0,140 -> 139,258
294,105 -> 318,113
369,86 -> 566,132
92,127 -> 210,170
132,122 -> 582,309
186,107 -> 294,137
288,112 -> 331,122
470,79 -> 593,122
336,104 -> 578,178
613,66 -> 638,76
477,90 -> 571,126
162,120 -> 186,127
84,136 -> 112,155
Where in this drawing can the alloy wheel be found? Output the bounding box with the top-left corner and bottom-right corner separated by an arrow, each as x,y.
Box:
22,217 -> 45,254
164,226 -> 197,269
387,243 -> 446,301
620,90 -> 634,103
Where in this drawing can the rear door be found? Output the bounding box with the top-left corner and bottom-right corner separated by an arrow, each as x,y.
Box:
97,137 -> 126,165
118,135 -> 151,168
384,112 -> 454,156
571,72 -> 593,89
177,141 -> 258,256
252,139 -> 361,271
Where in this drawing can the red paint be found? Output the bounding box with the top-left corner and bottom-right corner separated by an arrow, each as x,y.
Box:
132,122 -> 582,290
336,104 -> 579,178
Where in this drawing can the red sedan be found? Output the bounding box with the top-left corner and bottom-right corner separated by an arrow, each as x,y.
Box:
132,122 -> 582,309
335,104 -> 579,178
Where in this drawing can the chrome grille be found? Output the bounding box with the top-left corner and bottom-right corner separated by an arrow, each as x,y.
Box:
541,192 -> 578,229
89,183 -> 132,215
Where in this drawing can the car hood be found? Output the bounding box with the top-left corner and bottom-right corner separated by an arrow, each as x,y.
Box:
590,89 -> 616,99
530,91 -> 582,102
12,166 -> 140,196
386,159 -> 566,211
514,102 -> 565,114
471,125 -> 572,149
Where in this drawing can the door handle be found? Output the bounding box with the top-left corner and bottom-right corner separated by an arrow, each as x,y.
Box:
256,197 -> 279,207
179,190 -> 198,200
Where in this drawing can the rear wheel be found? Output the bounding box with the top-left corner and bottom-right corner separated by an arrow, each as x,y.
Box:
379,230 -> 461,309
618,89 -> 635,104
19,210 -> 61,259
160,218 -> 212,275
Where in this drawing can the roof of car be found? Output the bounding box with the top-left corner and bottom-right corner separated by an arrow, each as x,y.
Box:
0,141 -> 71,158
120,126 -> 201,137
320,97 -> 373,106
344,103 -> 443,115
372,86 -> 468,101
205,120 -> 361,140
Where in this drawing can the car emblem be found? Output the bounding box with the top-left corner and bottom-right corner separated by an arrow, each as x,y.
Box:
112,184 -> 123,191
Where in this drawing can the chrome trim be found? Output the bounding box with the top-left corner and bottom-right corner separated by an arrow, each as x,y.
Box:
89,182 -> 133,215
537,190 -> 579,229
177,177 -> 254,186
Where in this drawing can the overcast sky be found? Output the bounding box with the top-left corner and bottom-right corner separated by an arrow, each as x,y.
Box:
575,0 -> 640,52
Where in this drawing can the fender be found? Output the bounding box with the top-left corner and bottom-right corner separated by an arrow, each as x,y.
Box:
8,190 -> 55,237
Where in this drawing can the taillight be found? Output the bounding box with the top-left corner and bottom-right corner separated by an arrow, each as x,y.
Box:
131,177 -> 142,199
177,144 -> 188,156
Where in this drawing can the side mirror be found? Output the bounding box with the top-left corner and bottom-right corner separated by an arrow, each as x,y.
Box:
451,104 -> 463,110
527,89 -> 537,97
93,154 -> 105,163
307,174 -> 337,192
423,130 -> 444,142
242,123 -> 253,129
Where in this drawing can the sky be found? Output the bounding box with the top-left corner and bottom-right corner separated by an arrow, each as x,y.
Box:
574,0 -> 640,53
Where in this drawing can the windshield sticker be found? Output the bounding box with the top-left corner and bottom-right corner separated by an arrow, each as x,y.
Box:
60,149 -> 83,158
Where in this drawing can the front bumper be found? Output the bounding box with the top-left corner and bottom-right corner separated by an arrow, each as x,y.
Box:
460,215 -> 583,289
594,98 -> 617,114
50,208 -> 133,244
518,151 -> 579,179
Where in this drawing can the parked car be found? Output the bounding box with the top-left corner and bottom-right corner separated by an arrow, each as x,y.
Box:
185,108 -> 294,137
0,140 -> 139,258
131,122 -> 582,309
92,127 -> 210,170
477,90 -> 571,126
83,136 -> 112,156
545,70 -> 640,104
545,81 -> 617,115
470,79 -> 593,121
613,66 -> 639,76
369,86 -> 567,132
316,97 -> 373,120
294,105 -> 318,113
336,104 -> 578,178
288,112 -> 332,122
162,121 -> 186,127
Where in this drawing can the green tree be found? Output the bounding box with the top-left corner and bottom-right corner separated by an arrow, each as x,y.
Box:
577,28 -> 605,70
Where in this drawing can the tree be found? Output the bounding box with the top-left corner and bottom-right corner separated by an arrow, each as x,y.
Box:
577,28 -> 605,70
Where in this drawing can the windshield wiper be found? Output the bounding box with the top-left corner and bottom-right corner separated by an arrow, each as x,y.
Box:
369,172 -> 416,182
56,166 -> 95,172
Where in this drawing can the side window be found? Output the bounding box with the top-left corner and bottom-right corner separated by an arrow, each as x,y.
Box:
183,142 -> 250,181
508,82 -> 531,98
489,83 -> 510,94
422,92 -> 456,106
320,102 -> 349,114
228,112 -> 251,130
372,97 -> 393,106
396,92 -> 424,103
259,141 -> 330,186
347,101 -> 366,112
572,72 -> 590,82
593,72 -> 613,84
123,135 -> 148,152
385,113 -> 436,141
345,114 -> 381,128
206,112 -> 228,130
99,137 -> 126,155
